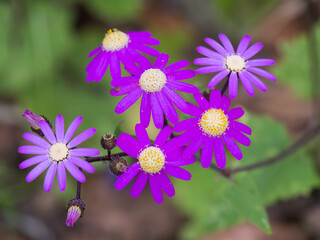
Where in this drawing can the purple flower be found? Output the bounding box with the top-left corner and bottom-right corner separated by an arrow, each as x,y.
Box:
86,29 -> 160,83
18,115 -> 100,192
22,109 -> 45,130
66,198 -> 85,227
174,89 -> 252,169
115,124 -> 196,204
194,34 -> 276,98
111,53 -> 198,129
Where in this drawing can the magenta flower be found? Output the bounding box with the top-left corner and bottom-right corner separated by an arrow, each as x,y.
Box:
86,29 -> 160,83
22,109 -> 45,130
66,198 -> 85,227
174,89 -> 251,169
115,124 -> 196,204
194,34 -> 276,98
18,115 -> 100,192
111,53 -> 198,129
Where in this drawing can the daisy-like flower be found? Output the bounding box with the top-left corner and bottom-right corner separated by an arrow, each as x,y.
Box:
18,115 -> 100,192
86,29 -> 160,83
194,34 -> 276,98
115,124 -> 196,204
110,53 -> 198,129
174,89 -> 251,169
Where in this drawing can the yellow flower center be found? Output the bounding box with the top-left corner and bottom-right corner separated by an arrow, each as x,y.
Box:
102,29 -> 129,52
139,69 -> 167,93
49,143 -> 69,162
225,55 -> 246,72
138,146 -> 165,174
199,108 -> 229,137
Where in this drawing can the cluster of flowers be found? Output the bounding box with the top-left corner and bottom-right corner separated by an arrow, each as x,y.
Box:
19,29 -> 275,226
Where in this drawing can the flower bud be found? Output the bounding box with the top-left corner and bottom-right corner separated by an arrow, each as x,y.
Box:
100,133 -> 116,150
109,156 -> 128,176
65,198 -> 85,227
22,109 -> 52,137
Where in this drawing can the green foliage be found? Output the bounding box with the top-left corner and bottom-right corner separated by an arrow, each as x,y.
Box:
174,114 -> 319,239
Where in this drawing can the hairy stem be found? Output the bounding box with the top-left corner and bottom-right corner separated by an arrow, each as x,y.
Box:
86,152 -> 128,163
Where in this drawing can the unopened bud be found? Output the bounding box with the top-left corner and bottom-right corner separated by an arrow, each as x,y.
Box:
22,109 -> 52,137
65,198 -> 85,227
101,133 -> 116,150
109,157 -> 128,176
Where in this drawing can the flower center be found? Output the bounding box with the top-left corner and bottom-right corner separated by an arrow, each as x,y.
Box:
49,143 -> 69,162
225,55 -> 246,72
199,108 -> 229,137
138,146 -> 165,174
139,69 -> 167,93
102,29 -> 129,52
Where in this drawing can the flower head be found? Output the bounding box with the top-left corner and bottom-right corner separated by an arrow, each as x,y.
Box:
111,53 -> 198,129
86,29 -> 160,83
66,198 -> 85,227
174,89 -> 252,169
194,34 -> 276,98
114,124 -> 196,204
22,109 -> 51,136
18,115 -> 100,192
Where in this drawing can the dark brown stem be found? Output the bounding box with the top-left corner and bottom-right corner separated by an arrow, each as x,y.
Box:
220,76 -> 230,96
86,152 -> 128,163
76,168 -> 82,199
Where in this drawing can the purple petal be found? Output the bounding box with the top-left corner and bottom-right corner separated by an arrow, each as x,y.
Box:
228,107 -> 244,120
194,92 -> 210,110
70,148 -> 100,157
131,42 -> 160,57
194,57 -> 224,66
88,46 -> 101,58
242,42 -> 263,60
163,166 -> 191,180
173,118 -> 198,133
196,46 -> 224,60
223,134 -> 242,160
68,128 -> 96,148
218,33 -> 235,53
220,95 -> 231,112
115,163 -> 140,190
64,116 -> 83,143
64,160 -> 86,182
204,38 -> 228,56
247,66 -> 276,81
38,120 -> 56,144
57,162 -> 66,191
130,171 -> 148,198
22,132 -> 50,149
68,156 -> 95,173
18,145 -> 47,155
227,129 -> 251,146
109,53 -> 121,81
209,89 -> 222,108
166,155 -> 196,166
228,72 -> 238,99
43,162 -> 57,192
201,139 -> 214,168
130,51 -> 152,69
135,123 -> 150,147
25,160 -> 51,182
130,36 -> 160,45
150,93 -> 164,129
127,31 -> 152,38
230,121 -> 252,135
162,86 -> 188,112
154,125 -> 172,147
213,137 -> 226,169
115,88 -> 143,114
55,115 -> 64,142
167,69 -> 195,81
239,71 -> 255,96
166,81 -> 199,94
242,71 -> 267,92
110,84 -> 139,96
236,35 -> 251,55
195,65 -> 225,74
140,93 -> 151,127
153,53 -> 169,69
149,174 -> 163,204
19,155 -> 47,169
247,59 -> 275,67
159,172 -> 175,197
118,49 -> 136,74
163,60 -> 190,74
183,135 -> 204,157
116,133 -> 140,158
208,69 -> 230,88
183,102 -> 203,117
156,92 -> 178,125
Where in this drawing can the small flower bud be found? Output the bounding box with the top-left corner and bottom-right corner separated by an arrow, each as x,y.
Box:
109,157 -> 128,176
66,198 -> 85,227
100,133 -> 116,150
22,109 -> 52,137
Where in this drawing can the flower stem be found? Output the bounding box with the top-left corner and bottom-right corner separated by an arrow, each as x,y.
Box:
76,168 -> 82,199
86,152 -> 128,163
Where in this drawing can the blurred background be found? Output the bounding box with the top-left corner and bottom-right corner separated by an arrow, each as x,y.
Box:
1,0 -> 320,239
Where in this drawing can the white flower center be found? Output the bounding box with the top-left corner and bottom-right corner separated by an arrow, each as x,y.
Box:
199,108 -> 229,137
49,143 -> 69,162
102,29 -> 129,52
138,146 -> 165,174
225,55 -> 246,72
139,69 -> 167,93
